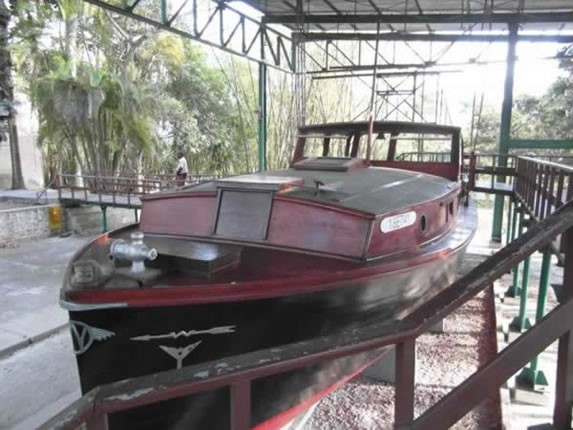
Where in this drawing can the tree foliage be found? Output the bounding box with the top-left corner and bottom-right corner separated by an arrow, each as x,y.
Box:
469,75 -> 573,156
11,0 -> 270,181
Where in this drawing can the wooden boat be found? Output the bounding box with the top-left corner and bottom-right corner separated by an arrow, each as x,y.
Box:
60,121 -> 477,429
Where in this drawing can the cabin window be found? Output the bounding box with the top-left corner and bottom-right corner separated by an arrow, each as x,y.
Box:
303,136 -> 356,158
214,190 -> 273,240
392,134 -> 452,163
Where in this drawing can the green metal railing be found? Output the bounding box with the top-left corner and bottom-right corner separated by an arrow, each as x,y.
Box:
505,156 -> 573,389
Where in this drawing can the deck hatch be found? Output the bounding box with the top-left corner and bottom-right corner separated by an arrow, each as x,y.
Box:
293,157 -> 364,171
214,189 -> 273,240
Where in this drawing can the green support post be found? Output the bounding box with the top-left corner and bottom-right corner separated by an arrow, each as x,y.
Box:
506,205 -> 522,297
510,252 -> 532,332
101,206 -> 108,233
517,248 -> 552,390
492,23 -> 518,242
505,198 -> 513,245
160,0 -> 168,24
257,61 -> 267,171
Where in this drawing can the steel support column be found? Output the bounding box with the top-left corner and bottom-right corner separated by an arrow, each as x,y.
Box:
492,23 -> 518,242
517,248 -> 552,389
258,61 -> 267,172
101,206 -> 108,233
511,253 -> 532,332
508,205 -> 522,298
506,198 -> 514,245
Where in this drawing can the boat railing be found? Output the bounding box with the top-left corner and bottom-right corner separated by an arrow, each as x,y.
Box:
463,152 -> 517,195
40,187 -> 573,428
394,152 -> 451,163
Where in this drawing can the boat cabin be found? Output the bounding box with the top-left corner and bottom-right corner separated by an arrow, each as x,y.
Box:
135,121 -> 463,263
292,121 -> 462,181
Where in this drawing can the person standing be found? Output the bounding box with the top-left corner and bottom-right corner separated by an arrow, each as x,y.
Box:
175,152 -> 188,187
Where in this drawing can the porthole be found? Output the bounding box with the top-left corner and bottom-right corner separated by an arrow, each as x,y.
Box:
449,201 -> 454,216
420,215 -> 427,232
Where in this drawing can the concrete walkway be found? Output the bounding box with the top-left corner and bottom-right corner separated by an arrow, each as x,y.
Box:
0,235 -> 89,358
0,188 -> 59,204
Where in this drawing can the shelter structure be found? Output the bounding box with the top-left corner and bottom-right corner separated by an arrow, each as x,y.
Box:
83,0 -> 573,239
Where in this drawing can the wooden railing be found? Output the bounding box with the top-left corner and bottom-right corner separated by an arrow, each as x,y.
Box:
395,152 -> 452,163
464,152 -> 517,195
515,156 -> 573,222
55,173 -> 221,208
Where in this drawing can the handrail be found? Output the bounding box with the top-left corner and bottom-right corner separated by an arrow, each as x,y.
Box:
40,200 -> 573,430
519,155 -> 573,173
35,176 -> 60,205
54,173 -> 223,205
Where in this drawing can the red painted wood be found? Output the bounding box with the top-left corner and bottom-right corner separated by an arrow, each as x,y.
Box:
140,194 -> 216,236
367,188 -> 460,257
554,227 -> 573,428
267,198 -> 372,258
394,339 -> 416,426
370,160 -> 459,181
231,381 -> 251,430
66,239 -> 466,308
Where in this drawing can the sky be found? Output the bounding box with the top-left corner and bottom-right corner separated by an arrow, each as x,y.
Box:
437,41 -> 567,124
166,0 -> 571,128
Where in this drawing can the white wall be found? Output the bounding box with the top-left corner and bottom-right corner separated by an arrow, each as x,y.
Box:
0,92 -> 43,189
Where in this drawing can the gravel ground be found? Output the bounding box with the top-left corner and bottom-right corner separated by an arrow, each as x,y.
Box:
306,288 -> 500,429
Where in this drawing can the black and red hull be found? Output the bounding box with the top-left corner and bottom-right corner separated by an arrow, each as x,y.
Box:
65,204 -> 474,429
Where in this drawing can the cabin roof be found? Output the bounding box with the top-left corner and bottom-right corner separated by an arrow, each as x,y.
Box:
184,166 -> 455,215
298,121 -> 461,137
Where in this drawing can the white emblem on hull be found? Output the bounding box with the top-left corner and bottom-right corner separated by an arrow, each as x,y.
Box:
130,325 -> 236,341
70,321 -> 115,355
159,341 -> 203,369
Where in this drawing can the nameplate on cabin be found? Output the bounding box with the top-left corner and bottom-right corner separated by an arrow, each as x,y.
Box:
380,211 -> 417,233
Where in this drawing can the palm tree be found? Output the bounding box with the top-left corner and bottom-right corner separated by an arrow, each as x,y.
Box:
33,61 -> 160,177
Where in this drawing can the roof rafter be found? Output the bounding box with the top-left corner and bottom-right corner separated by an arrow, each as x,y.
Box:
263,11 -> 573,25
298,31 -> 573,43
